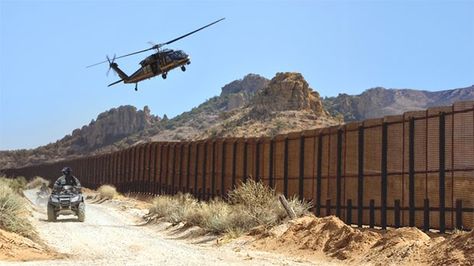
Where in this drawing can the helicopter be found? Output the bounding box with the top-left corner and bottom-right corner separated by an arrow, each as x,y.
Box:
87,18 -> 225,91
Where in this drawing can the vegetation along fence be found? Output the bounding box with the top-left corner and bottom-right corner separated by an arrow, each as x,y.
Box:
2,101 -> 474,232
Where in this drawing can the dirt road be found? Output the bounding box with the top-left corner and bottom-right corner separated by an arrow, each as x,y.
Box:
3,190 -> 338,266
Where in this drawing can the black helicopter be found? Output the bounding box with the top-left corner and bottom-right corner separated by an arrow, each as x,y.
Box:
87,18 -> 224,91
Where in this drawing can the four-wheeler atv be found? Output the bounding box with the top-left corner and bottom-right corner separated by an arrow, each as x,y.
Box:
47,185 -> 85,222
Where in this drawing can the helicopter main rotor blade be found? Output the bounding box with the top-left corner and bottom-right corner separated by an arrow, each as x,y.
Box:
86,47 -> 153,68
160,17 -> 225,47
86,18 -> 225,68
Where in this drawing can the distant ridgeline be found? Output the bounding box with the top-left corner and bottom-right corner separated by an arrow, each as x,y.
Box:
3,100 -> 474,232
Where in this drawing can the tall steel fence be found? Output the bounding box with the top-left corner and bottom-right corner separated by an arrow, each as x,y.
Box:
2,101 -> 474,231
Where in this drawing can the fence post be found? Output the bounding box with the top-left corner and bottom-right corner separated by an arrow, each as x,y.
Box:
456,199 -> 463,230
394,199 -> 401,228
171,144 -> 177,195
232,141 -> 237,189
194,143 -> 200,197
284,137 -> 289,198
358,126 -> 364,227
255,140 -> 260,182
179,144 -> 184,193
316,134 -> 323,217
409,117 -> 415,227
221,140 -> 226,197
439,112 -> 446,233
346,199 -> 352,225
381,122 -> 388,230
424,198 -> 430,232
369,199 -> 375,228
336,129 -> 343,218
269,139 -> 274,188
159,144 -> 164,194
211,141 -> 216,198
299,135 -> 305,201
243,141 -> 248,183
186,143 -> 191,192
326,199 -> 331,216
149,144 -> 154,194
202,142 -> 208,201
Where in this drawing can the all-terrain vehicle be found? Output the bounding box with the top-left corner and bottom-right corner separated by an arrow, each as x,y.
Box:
47,185 -> 85,222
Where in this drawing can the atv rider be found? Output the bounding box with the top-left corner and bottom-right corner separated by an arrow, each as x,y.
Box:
39,183 -> 49,194
53,167 -> 82,193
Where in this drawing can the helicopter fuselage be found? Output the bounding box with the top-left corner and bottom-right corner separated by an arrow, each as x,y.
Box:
87,18 -> 224,90
108,49 -> 190,87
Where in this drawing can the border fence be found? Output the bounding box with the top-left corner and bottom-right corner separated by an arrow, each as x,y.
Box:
2,101 -> 474,232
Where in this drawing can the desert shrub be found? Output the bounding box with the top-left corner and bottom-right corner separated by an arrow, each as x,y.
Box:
26,176 -> 50,189
227,179 -> 284,227
97,184 -> 119,199
0,176 -> 27,194
0,182 -> 35,238
150,193 -> 198,224
148,180 -> 311,235
284,195 -> 313,217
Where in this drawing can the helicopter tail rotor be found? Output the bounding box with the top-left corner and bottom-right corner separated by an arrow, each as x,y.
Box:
106,54 -> 117,76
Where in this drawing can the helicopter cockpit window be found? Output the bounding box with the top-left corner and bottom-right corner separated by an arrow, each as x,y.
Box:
170,51 -> 186,60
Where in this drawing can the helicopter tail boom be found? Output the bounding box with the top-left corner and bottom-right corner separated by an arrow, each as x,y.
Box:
109,62 -> 129,81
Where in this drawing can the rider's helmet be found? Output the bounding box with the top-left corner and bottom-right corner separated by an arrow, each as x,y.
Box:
61,167 -> 72,176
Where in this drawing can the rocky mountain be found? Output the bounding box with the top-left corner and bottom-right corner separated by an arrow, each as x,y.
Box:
1,73 -> 339,169
199,72 -> 336,138
323,85 -> 474,121
2,73 -> 472,170
0,106 -> 160,169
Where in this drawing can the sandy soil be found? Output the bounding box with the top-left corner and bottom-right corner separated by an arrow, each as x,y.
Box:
1,189 -> 337,266
250,215 -> 474,266
0,228 -> 61,262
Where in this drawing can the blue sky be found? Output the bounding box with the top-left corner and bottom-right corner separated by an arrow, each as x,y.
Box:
1,0 -> 473,150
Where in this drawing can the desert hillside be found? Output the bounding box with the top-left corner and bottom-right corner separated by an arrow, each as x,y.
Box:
323,85 -> 474,121
1,74 -> 473,170
0,73 -> 338,169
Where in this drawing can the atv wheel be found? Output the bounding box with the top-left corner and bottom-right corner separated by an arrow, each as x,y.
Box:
77,202 -> 85,222
47,204 -> 56,222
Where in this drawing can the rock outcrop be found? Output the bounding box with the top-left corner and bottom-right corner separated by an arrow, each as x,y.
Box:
251,72 -> 327,117
69,105 -> 158,151
220,73 -> 269,97
0,106 -> 160,169
220,74 -> 269,111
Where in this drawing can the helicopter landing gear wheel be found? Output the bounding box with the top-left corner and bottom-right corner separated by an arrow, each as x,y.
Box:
162,73 -> 167,79
181,66 -> 186,72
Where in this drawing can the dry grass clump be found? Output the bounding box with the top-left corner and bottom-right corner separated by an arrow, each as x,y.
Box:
0,178 -> 35,239
26,176 -> 50,189
0,176 -> 27,194
98,184 -> 119,199
150,193 -> 198,224
149,179 -> 312,235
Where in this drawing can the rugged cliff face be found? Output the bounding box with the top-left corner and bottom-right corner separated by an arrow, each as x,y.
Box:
252,72 -> 326,116
69,105 -> 158,151
323,85 -> 474,121
200,72 -> 338,138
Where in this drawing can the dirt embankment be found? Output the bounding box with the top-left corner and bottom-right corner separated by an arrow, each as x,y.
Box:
251,215 -> 474,265
0,228 -> 61,262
